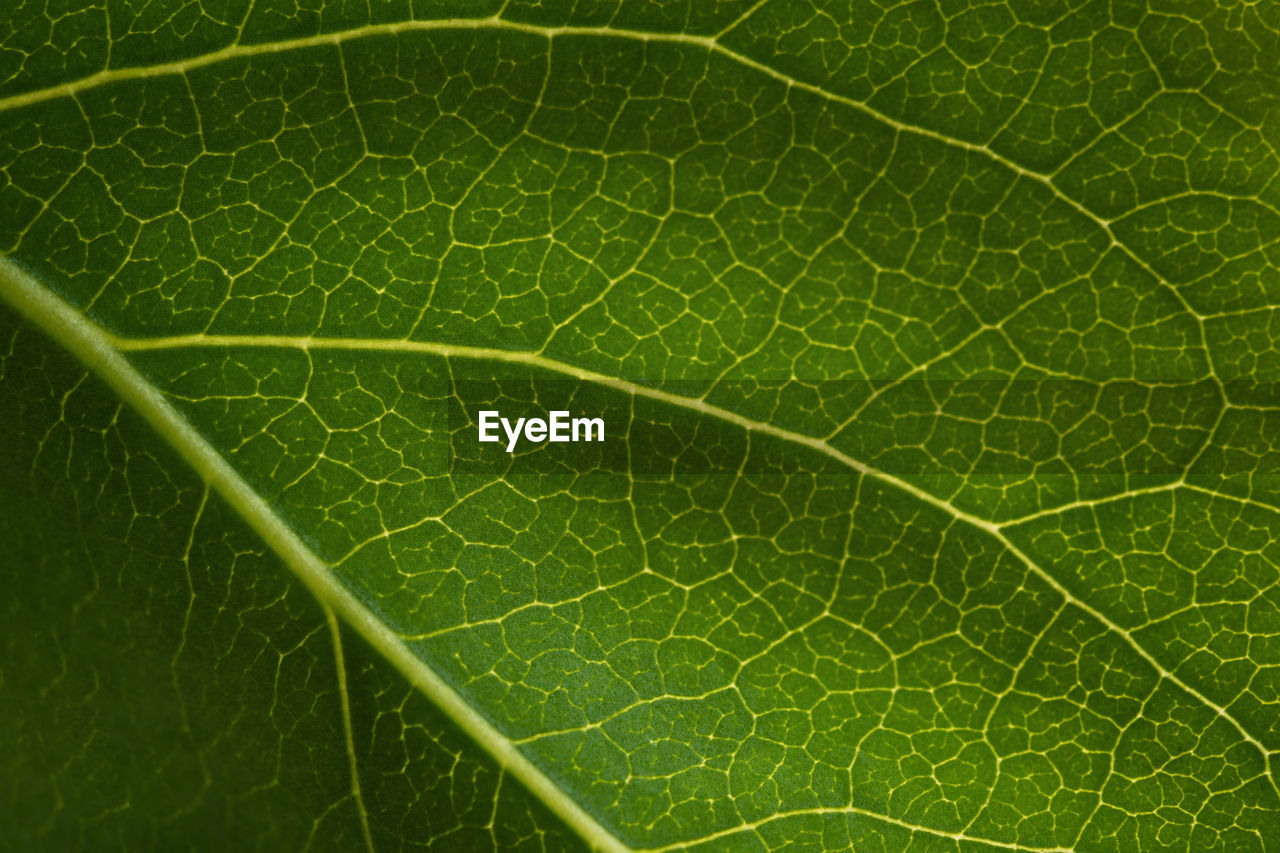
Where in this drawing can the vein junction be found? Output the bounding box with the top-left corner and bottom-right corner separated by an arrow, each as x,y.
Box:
1,7 -> 1279,849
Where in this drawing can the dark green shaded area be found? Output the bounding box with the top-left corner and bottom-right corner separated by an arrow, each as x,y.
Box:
2,1 -> 1280,850
0,309 -> 584,851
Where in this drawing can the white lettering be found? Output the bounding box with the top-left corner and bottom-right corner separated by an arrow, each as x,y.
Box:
479,410 -> 605,451
549,410 -> 570,442
573,416 -> 604,442
478,410 -> 500,442
502,416 -> 526,452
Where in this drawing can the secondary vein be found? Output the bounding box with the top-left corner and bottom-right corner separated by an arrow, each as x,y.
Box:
0,16 -> 1210,330
108,327 -> 1280,787
327,605 -> 377,853
0,256 -> 633,853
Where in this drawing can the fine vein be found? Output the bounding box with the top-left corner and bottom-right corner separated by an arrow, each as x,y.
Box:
0,257 -> 631,853
107,328 -> 1280,787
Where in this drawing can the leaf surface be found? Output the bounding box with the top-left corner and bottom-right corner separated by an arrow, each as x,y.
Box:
2,3 -> 1279,850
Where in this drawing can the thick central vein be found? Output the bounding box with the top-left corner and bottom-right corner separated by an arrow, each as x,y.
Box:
0,254 -> 1146,853
109,330 -> 1278,783
0,258 -> 632,853
1,11 -> 1274,836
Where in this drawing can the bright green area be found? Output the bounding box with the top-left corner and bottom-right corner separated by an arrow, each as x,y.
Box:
2,1 -> 1279,850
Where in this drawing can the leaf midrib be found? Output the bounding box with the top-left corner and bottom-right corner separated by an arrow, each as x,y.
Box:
0,257 -> 629,853
0,241 -> 1127,853
3,220 -> 1278,850
1,14 -> 1274,844
5,255 -> 1276,849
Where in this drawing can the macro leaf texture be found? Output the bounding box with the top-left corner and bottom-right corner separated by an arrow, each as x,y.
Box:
2,1 -> 1279,850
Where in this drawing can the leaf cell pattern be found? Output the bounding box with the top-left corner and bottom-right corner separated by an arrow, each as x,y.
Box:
1,1 -> 1279,851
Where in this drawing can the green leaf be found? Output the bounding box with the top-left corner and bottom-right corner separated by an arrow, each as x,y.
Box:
2,3 -> 1279,850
